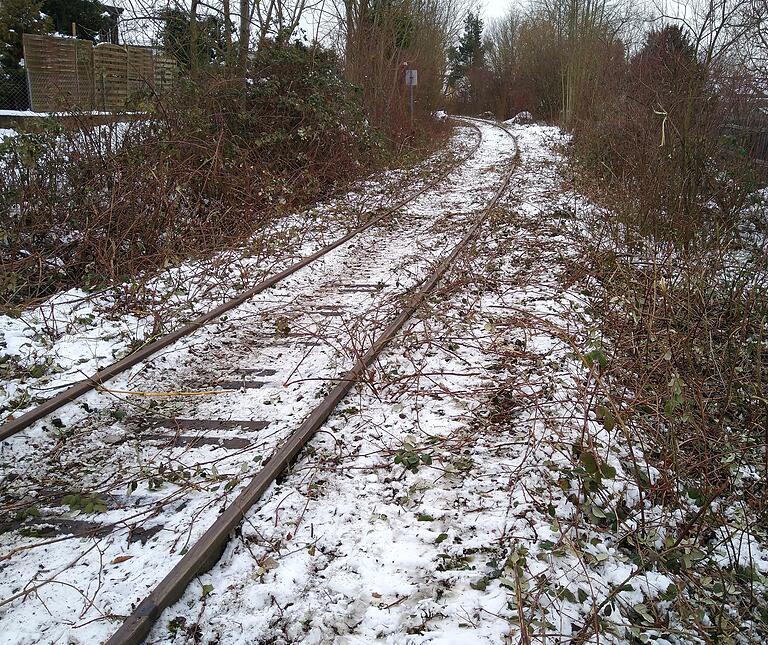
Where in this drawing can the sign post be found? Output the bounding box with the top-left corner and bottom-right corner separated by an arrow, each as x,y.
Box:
405,69 -> 417,129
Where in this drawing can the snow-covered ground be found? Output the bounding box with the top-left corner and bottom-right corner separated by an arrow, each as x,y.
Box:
147,125 -> 768,645
140,123 -> 610,645
2,121 -> 765,645
0,124 -> 477,427
0,121 -> 514,643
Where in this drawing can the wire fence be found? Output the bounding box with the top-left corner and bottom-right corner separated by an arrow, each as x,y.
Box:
725,95 -> 768,167
0,73 -> 31,111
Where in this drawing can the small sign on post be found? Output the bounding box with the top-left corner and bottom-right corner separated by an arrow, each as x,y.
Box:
405,69 -> 417,129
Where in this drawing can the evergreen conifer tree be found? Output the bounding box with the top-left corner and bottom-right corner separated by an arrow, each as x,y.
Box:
447,12 -> 484,89
0,0 -> 52,108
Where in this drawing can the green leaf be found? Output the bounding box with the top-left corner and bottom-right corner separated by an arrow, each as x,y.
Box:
417,514 -> 434,522
577,588 -> 588,603
596,405 -> 615,431
435,533 -> 449,544
201,583 -> 214,598
582,349 -> 607,369
633,602 -> 654,623
600,463 -> 617,479
688,547 -> 707,562
660,583 -> 678,600
470,577 -> 488,591
29,363 -> 47,378
560,587 -> 576,603
580,451 -> 599,475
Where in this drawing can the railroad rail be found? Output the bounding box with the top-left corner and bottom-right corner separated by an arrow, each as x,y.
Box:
0,118 -> 518,645
0,120 -> 483,443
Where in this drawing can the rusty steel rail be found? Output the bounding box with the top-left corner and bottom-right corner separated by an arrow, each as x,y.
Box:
105,118 -> 518,645
0,121 -> 483,443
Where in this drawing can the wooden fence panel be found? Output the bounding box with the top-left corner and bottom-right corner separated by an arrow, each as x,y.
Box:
127,46 -> 154,100
93,44 -> 128,111
154,56 -> 178,96
24,35 -> 176,112
23,34 -> 93,112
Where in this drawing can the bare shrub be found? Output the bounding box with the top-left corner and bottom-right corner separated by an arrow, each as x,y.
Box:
572,25 -> 762,241
572,187 -> 768,640
560,6 -> 768,638
0,40 -> 380,307
341,0 -> 462,138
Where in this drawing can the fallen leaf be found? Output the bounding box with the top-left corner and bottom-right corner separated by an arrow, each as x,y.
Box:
263,557 -> 279,571
111,555 -> 134,564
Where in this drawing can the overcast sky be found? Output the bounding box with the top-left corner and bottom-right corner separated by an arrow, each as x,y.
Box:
113,0 -> 523,47
482,0 -> 515,21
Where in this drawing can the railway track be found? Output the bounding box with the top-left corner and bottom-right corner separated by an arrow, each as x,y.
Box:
0,122 -> 483,443
0,118 -> 518,644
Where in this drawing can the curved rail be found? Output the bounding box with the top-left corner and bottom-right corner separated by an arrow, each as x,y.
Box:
0,122 -> 483,443
105,117 -> 519,645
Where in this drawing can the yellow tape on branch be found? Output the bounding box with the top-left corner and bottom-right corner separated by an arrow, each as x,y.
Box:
95,387 -> 231,397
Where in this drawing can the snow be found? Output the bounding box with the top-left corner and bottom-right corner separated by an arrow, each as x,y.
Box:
1,121 -> 766,644
714,526 -> 768,573
141,124 -> 643,642
0,110 -> 51,117
504,112 -> 533,125
0,125 -> 478,427
0,123 -> 494,643
135,122 -> 765,644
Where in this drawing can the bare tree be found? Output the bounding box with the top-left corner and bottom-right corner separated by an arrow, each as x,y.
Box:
335,0 -> 466,133
115,0 -> 318,73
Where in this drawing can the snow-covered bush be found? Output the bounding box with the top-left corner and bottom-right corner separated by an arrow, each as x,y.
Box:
505,111 -> 532,124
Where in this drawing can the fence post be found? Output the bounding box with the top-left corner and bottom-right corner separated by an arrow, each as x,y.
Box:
74,41 -> 80,109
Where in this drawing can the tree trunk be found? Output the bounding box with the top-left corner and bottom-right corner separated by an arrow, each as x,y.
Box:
239,0 -> 250,71
189,0 -> 199,77
223,0 -> 233,68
